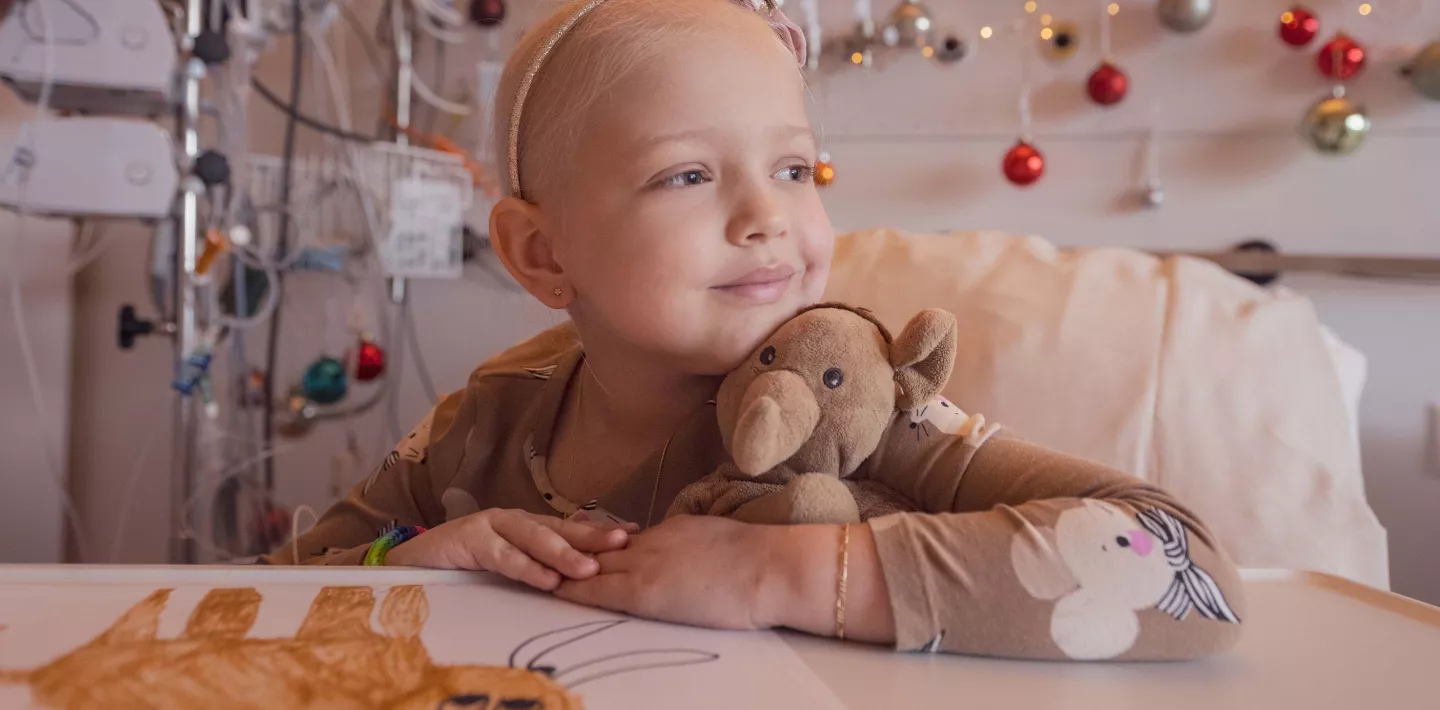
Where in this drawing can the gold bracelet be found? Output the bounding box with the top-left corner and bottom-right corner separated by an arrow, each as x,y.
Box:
835,523 -> 851,640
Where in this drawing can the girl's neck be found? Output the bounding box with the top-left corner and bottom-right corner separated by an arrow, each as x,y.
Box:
575,337 -> 720,442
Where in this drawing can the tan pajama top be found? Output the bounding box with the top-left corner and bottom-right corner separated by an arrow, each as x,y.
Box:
263,323 -> 1245,661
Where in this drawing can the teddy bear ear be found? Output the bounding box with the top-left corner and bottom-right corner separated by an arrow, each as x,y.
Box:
1010,526 -> 1080,601
891,308 -> 958,410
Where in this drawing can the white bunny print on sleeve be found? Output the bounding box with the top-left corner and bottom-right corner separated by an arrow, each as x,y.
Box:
1009,500 -> 1241,660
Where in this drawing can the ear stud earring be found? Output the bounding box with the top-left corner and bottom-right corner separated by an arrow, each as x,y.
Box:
553,286 -> 564,298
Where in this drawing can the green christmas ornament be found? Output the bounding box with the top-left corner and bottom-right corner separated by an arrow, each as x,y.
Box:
301,357 -> 348,405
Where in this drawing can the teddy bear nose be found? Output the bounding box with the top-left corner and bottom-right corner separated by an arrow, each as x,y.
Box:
1117,530 -> 1154,556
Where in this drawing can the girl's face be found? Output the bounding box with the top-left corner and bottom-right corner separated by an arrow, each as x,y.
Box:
550,7 -> 833,375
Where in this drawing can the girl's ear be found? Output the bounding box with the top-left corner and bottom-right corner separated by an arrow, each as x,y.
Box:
489,196 -> 569,308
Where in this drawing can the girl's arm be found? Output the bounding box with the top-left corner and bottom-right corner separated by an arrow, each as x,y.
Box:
795,431 -> 1246,660
258,393 -> 465,565
556,410 -> 1243,660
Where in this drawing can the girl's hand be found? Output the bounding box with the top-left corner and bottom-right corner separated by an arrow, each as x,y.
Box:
553,516 -> 795,630
386,509 -> 638,591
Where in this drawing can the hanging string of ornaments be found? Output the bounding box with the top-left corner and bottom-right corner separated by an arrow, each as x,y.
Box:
818,0 -> 1439,192
1004,16 -> 1045,186
1282,4 -> 1372,155
1087,1 -> 1128,107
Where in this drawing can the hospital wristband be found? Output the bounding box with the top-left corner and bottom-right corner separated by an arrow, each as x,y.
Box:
362,525 -> 427,566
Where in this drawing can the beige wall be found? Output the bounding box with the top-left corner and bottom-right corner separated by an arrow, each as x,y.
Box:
14,1 -> 1440,603
0,101 -> 70,563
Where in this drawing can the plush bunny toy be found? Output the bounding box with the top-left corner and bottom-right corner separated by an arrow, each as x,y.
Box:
667,303 -> 958,525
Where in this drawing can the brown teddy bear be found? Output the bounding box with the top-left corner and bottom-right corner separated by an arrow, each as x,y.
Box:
667,303 -> 958,525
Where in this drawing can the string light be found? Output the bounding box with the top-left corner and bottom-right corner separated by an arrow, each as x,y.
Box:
1107,3 -> 1120,16
1280,10 -> 1295,24
1358,3 -> 1371,15
922,45 -> 934,57
850,51 -> 864,64
1040,13 -> 1052,25
1040,27 -> 1054,40
1024,1 -> 1037,13
980,26 -> 994,38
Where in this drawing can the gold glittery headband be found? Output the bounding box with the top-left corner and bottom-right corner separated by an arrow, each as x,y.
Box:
506,0 -> 808,200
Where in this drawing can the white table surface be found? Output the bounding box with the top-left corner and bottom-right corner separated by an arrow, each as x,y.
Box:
786,569 -> 1440,709
0,566 -> 1434,709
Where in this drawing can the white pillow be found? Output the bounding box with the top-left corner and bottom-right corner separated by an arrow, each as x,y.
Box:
825,228 -> 1389,589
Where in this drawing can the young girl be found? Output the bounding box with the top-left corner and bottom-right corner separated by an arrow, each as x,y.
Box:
270,0 -> 1245,661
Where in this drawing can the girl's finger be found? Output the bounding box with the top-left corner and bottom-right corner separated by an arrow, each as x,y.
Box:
485,537 -> 562,590
496,514 -> 601,579
529,514 -> 632,554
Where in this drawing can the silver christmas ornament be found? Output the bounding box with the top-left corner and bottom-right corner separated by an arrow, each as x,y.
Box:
1142,184 -> 1165,209
880,0 -> 935,49
1400,41 -> 1440,101
1300,88 -> 1371,155
1157,0 -> 1216,34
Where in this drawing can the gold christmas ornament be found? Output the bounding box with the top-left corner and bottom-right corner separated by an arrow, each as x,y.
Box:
1400,41 -> 1440,101
815,153 -> 836,186
1300,88 -> 1371,155
1040,20 -> 1081,62
880,0 -> 935,49
276,391 -> 319,439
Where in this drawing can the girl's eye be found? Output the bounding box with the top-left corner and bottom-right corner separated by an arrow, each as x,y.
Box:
661,169 -> 711,188
775,164 -> 815,182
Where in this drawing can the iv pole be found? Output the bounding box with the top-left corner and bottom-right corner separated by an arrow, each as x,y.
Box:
169,0 -> 205,564
390,0 -> 412,306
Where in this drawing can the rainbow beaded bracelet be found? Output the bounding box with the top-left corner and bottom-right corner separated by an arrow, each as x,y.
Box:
362,525 -> 427,566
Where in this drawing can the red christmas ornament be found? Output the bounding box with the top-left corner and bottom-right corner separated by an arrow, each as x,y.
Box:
1002,141 -> 1045,187
1278,6 -> 1319,48
1086,62 -> 1129,106
356,340 -> 386,382
468,0 -> 505,26
1317,33 -> 1366,80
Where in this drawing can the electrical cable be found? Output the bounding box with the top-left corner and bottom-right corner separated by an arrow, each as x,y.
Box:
251,78 -> 377,143
338,0 -> 390,83
290,503 -> 317,564
386,296 -> 407,441
66,220 -> 119,277
109,398 -> 169,562
392,0 -> 469,116
6,0 -> 94,563
178,442 -> 290,561
403,297 -> 439,405
262,0 -> 305,492
410,70 -> 471,115
408,0 -> 467,44
212,255 -> 281,329
419,38 -> 444,137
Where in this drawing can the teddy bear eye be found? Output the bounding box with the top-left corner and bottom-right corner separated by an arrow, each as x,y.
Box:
759,346 -> 776,365
823,368 -> 844,389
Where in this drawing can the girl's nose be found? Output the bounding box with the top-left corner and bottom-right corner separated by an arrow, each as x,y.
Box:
726,185 -> 789,247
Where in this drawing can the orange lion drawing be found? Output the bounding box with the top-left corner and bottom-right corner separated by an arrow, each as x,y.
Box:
0,585 -> 716,710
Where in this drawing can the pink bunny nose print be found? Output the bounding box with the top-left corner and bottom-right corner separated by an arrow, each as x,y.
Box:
1115,530 -> 1154,556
